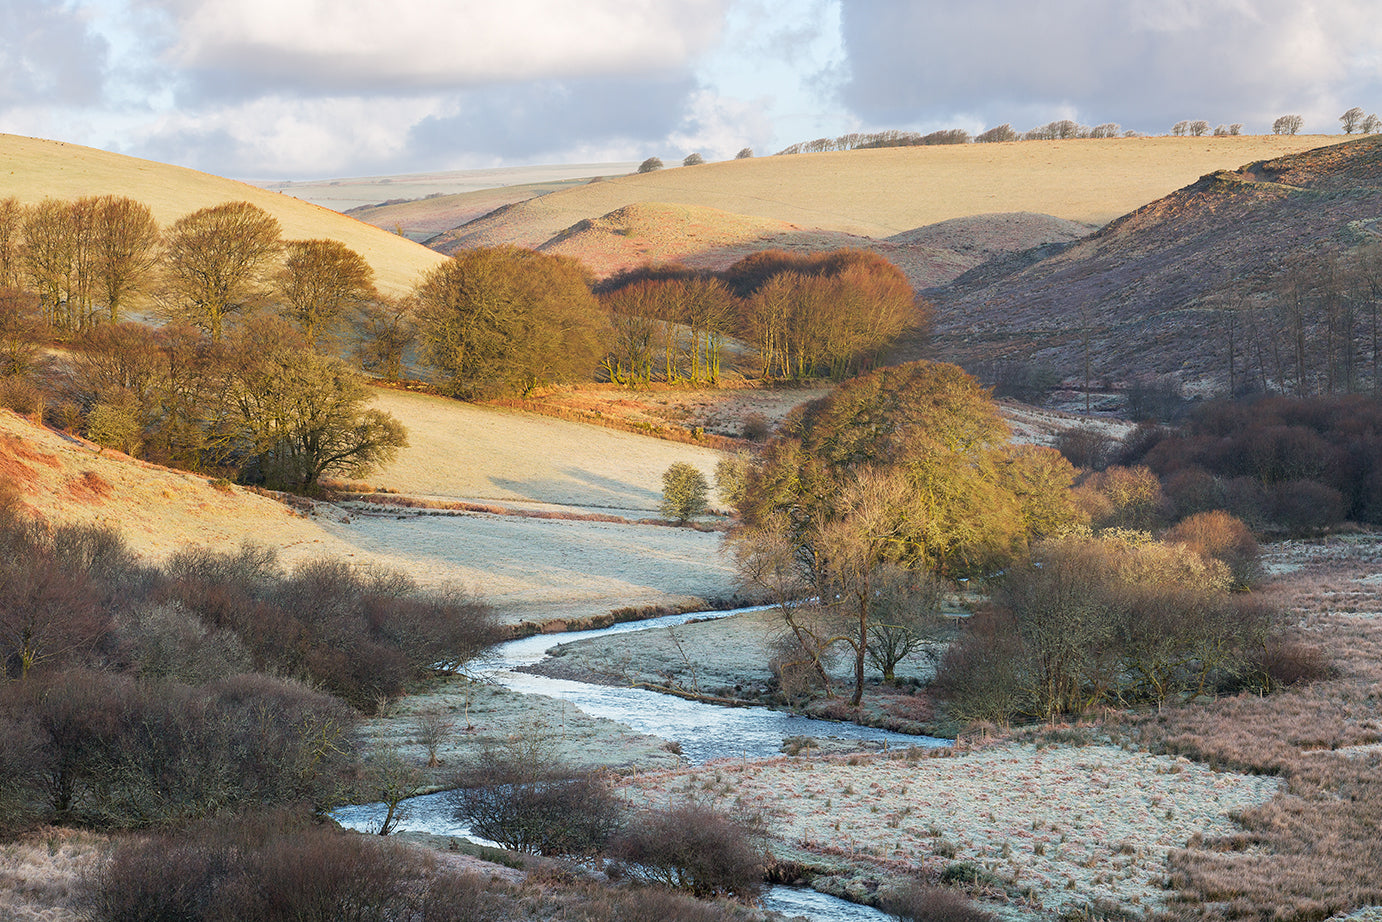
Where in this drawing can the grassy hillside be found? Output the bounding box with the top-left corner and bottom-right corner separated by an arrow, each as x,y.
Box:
0,133 -> 446,296
921,135 -> 1382,392
429,136 -> 1350,257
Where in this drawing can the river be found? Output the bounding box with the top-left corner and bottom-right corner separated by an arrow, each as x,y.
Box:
336,606 -> 946,920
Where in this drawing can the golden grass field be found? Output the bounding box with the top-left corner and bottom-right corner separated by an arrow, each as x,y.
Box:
0,396 -> 736,625
434,136 -> 1351,253
0,133 -> 446,296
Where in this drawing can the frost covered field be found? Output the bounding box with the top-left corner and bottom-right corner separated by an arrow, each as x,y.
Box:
626,742 -> 1279,915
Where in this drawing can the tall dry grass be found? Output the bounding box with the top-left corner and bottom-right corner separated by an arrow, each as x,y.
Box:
1125,538 -> 1382,921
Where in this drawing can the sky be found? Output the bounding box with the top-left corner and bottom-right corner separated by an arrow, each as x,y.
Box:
2,0 -> 1381,181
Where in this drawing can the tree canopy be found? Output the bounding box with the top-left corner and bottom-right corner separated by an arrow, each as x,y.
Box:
414,246 -> 609,398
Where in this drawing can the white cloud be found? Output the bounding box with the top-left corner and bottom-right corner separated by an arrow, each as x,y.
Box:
151,0 -> 730,92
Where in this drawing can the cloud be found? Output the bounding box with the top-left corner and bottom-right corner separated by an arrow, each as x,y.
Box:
148,0 -> 729,97
406,75 -> 698,166
0,0 -> 109,107
839,0 -> 1382,133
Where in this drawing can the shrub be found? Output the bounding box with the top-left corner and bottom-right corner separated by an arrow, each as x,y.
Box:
881,878 -> 997,922
609,802 -> 765,898
1164,510 -> 1260,588
449,739 -> 621,857
1055,426 -> 1113,471
91,811 -> 493,922
661,462 -> 710,523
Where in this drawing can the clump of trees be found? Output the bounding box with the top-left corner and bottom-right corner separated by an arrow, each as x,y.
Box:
935,529 -> 1310,724
1117,394 -> 1382,534
730,361 -> 1084,705
1274,114 -> 1304,135
413,245 -> 610,399
598,249 -> 923,386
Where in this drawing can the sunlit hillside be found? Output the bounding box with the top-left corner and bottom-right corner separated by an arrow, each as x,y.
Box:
429,135 -> 1351,255
0,133 -> 447,296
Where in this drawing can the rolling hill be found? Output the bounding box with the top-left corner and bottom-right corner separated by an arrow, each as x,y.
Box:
411,136 -> 1350,289
0,133 -> 446,296
918,135 -> 1382,393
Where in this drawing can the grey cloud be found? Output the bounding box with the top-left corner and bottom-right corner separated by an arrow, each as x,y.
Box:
838,1 -> 1382,133
406,75 -> 699,164
0,1 -> 109,106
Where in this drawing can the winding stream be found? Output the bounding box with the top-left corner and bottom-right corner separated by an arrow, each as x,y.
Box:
336,607 -> 946,920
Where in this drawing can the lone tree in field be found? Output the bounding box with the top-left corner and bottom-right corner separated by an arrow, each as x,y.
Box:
1341,107 -> 1366,134
1273,114 -> 1304,135
661,462 -> 709,523
162,201 -> 282,341
414,246 -> 609,398
682,152 -> 705,166
277,238 -> 377,348
637,157 -> 664,173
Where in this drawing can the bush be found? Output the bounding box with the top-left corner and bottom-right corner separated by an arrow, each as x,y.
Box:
91,811 -> 499,922
1164,510 -> 1260,588
449,739 -> 621,857
661,462 -> 710,523
881,878 -> 997,922
610,802 -> 765,898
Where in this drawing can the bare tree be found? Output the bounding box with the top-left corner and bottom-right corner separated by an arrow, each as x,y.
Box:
637,157 -> 664,173
976,124 -> 1018,143
277,238 -> 377,348
89,195 -> 161,324
1189,120 -> 1210,137
161,201 -> 283,341
1089,123 -> 1121,138
0,197 -> 21,290
1340,106 -> 1366,134
735,147 -> 754,159
1362,114 -> 1381,135
1273,114 -> 1304,135
1172,120 -> 1191,137
682,152 -> 705,166
351,295 -> 416,382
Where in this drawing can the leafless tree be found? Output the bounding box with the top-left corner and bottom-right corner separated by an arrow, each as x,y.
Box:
1273,114 -> 1304,135
161,201 -> 283,341
1340,106 -> 1366,134
1089,123 -> 1121,138
351,295 -> 416,382
976,123 -> 1018,143
0,197 -> 21,290
1172,120 -> 1191,137
735,147 -> 754,159
89,195 -> 160,324
682,152 -> 705,166
277,238 -> 377,348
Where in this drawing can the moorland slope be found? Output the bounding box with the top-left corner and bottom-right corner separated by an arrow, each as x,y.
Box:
0,133 -> 446,295
427,136 -> 1347,252
920,135 -> 1382,390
